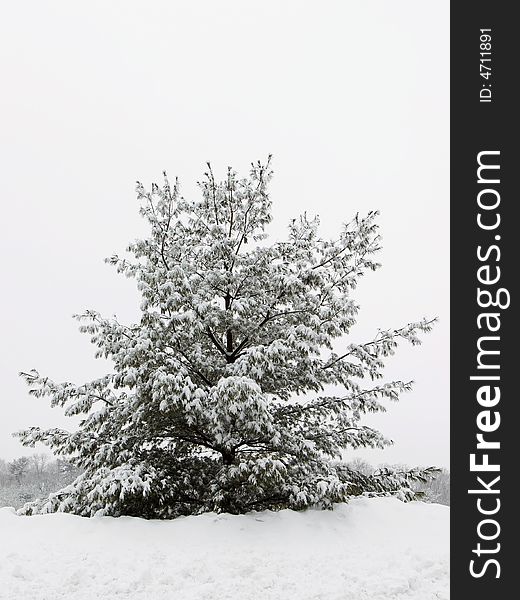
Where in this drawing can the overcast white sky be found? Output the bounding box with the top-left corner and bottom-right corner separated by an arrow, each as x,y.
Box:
0,1 -> 449,467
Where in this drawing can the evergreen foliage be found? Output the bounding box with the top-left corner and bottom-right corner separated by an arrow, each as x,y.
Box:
17,159 -> 436,517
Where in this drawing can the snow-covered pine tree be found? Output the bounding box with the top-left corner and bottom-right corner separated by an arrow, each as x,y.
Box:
17,158 -> 437,518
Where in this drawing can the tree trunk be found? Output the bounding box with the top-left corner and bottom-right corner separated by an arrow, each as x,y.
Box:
221,449 -> 235,466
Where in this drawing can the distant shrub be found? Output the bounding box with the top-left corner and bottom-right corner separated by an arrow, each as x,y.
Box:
0,455 -> 81,509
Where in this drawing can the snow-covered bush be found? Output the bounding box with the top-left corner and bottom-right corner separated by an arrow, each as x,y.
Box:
0,455 -> 81,509
16,158 -> 436,517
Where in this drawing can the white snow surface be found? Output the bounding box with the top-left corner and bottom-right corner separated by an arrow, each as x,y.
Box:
0,497 -> 449,600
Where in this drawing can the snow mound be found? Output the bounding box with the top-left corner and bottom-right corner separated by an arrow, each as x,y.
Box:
0,497 -> 449,600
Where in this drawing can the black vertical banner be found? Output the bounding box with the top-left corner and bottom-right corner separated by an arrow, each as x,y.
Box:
451,3 -> 518,597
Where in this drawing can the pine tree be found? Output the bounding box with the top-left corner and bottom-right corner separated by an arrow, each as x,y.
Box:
17,158 -> 437,518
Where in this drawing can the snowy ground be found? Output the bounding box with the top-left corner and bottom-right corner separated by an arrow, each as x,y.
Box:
0,497 -> 449,600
